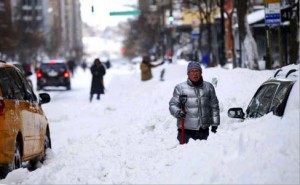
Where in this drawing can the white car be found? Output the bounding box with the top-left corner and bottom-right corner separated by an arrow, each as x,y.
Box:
228,65 -> 299,119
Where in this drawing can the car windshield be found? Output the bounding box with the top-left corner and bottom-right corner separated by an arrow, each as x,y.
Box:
246,81 -> 294,118
0,68 -> 12,99
41,63 -> 67,72
256,84 -> 278,116
247,85 -> 270,118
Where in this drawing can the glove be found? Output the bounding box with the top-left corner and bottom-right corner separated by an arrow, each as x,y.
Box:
211,126 -> 218,133
176,110 -> 186,118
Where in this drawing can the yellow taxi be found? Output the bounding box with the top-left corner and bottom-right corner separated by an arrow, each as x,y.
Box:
0,60 -> 51,178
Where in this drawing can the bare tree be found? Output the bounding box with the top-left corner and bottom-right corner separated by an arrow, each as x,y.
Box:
198,0 -> 218,66
0,28 -> 19,59
123,9 -> 160,58
217,0 -> 237,67
182,0 -> 218,66
1,2 -> 45,64
44,23 -> 63,58
288,2 -> 299,64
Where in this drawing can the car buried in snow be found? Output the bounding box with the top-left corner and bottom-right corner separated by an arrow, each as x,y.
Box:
0,60 -> 51,178
228,65 -> 299,120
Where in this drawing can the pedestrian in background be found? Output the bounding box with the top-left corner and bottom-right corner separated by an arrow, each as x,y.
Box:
169,61 -> 220,144
105,59 -> 111,69
90,58 -> 106,102
140,56 -> 164,81
67,59 -> 76,76
159,57 -> 170,81
81,59 -> 87,72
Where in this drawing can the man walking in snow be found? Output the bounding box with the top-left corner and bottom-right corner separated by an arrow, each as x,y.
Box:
169,61 -> 220,144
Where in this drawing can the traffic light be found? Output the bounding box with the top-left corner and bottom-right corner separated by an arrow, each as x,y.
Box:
121,48 -> 126,54
91,5 -> 94,13
168,15 -> 174,23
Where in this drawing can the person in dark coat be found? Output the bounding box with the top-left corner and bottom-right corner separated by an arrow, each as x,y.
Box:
90,58 -> 106,102
105,59 -> 111,69
67,59 -> 76,76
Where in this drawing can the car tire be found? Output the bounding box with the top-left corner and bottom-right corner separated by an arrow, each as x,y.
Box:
29,132 -> 51,169
12,141 -> 22,170
41,133 -> 51,163
0,141 -> 22,178
66,84 -> 71,90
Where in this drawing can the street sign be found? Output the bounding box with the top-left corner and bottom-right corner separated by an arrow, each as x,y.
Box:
191,27 -> 199,39
264,0 -> 280,3
191,33 -> 199,39
264,0 -> 281,26
109,10 -> 141,16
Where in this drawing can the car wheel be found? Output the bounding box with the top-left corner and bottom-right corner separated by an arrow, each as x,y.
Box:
12,141 -> 22,170
29,132 -> 51,169
66,84 -> 71,90
9,142 -> 22,172
0,141 -> 22,178
41,133 -> 51,163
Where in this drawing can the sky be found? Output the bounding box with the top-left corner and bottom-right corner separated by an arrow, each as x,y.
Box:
80,0 -> 138,27
0,56 -> 299,184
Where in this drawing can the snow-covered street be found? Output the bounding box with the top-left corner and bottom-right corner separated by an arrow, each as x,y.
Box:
1,61 -> 299,184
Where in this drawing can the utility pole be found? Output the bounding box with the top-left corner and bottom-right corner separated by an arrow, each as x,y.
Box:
220,0 -> 227,66
265,27 -> 273,69
169,0 -> 174,59
278,26 -> 283,67
264,0 -> 282,69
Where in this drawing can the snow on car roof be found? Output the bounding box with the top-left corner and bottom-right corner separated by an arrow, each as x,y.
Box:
0,61 -> 16,68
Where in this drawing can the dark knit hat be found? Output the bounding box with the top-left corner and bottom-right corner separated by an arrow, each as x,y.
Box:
187,61 -> 202,73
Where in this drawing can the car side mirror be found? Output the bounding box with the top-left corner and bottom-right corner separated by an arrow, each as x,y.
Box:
228,107 -> 245,119
39,93 -> 51,104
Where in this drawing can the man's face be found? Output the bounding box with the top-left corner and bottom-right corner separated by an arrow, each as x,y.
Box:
188,69 -> 202,82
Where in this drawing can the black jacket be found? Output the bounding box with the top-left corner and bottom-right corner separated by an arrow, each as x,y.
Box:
90,64 -> 106,94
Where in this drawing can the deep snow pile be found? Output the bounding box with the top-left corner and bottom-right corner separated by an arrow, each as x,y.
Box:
1,61 -> 299,184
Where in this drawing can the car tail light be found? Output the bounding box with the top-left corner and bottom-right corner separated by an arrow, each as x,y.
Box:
49,60 -> 57,64
0,100 -> 5,116
64,70 -> 70,78
37,70 -> 43,78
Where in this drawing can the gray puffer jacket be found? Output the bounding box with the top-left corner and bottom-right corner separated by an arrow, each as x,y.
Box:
169,79 -> 220,130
